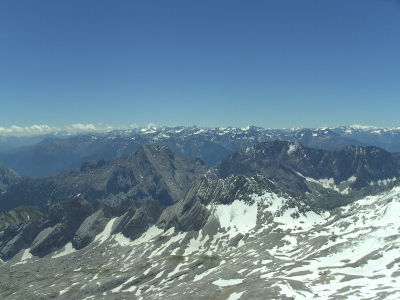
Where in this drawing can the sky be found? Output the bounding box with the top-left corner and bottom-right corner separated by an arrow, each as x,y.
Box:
1,0 -> 400,135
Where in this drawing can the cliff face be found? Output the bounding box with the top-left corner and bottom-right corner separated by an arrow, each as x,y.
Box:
0,145 -> 209,211
0,164 -> 20,194
214,141 -> 400,207
157,173 -> 292,232
0,196 -> 163,259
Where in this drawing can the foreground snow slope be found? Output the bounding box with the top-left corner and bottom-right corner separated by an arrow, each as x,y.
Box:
1,186 -> 400,299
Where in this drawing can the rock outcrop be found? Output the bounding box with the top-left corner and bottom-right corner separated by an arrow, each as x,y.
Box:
0,196 -> 163,259
157,174 -> 283,232
0,163 -> 20,194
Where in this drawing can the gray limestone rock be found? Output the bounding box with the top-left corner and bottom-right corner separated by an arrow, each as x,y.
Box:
112,198 -> 164,239
72,210 -> 109,250
0,220 -> 42,260
157,174 -> 281,232
30,224 -> 65,255
0,196 -> 164,259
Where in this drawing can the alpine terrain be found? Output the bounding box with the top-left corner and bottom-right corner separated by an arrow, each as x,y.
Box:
0,127 -> 399,299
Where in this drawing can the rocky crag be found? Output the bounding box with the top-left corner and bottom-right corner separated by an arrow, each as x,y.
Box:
1,142 -> 399,213
214,141 -> 400,208
0,164 -> 21,194
0,145 -> 208,211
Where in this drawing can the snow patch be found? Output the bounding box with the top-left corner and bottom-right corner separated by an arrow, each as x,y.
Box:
14,248 -> 33,265
212,279 -> 243,287
227,291 -> 245,300
53,242 -> 76,258
300,174 -> 357,194
94,218 -> 117,244
212,200 -> 257,234
287,143 -> 298,155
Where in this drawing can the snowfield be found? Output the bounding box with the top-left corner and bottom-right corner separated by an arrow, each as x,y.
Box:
2,186 -> 400,299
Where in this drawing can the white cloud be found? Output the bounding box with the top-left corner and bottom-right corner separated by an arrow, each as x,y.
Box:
26,124 -> 61,134
0,125 -> 61,135
65,123 -> 120,133
0,122 -> 142,136
66,123 -> 97,131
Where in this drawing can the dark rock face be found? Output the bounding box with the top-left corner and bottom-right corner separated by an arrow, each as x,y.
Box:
0,220 -> 43,260
112,199 -> 164,239
28,197 -> 95,256
215,141 -> 322,195
0,145 -> 209,211
0,197 -> 103,258
333,145 -> 398,188
214,141 -> 400,201
0,205 -> 44,231
0,164 -> 20,194
72,210 -> 109,250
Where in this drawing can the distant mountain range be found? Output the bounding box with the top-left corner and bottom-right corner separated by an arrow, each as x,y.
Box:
332,125 -> 400,152
1,125 -> 399,178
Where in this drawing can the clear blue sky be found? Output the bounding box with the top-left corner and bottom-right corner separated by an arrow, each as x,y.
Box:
1,0 -> 400,133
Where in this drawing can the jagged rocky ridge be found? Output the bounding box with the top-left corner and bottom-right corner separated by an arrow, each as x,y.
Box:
0,173 -> 312,261
1,175 -> 399,299
1,141 -> 399,213
157,174 -> 298,232
0,145 -> 208,211
214,141 -> 400,208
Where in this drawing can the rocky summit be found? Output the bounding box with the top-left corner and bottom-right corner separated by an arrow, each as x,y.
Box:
214,141 -> 400,208
0,145 -> 209,211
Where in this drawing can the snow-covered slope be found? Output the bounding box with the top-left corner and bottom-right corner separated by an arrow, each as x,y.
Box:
1,182 -> 399,299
